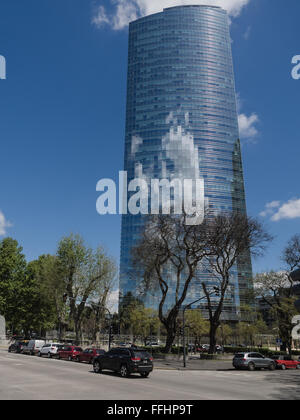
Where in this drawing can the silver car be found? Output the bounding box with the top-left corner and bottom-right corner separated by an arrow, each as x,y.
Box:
233,352 -> 276,371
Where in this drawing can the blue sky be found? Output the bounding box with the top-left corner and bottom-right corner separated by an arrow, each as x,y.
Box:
0,0 -> 300,278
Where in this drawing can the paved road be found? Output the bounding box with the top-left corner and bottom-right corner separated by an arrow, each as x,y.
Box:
0,350 -> 299,400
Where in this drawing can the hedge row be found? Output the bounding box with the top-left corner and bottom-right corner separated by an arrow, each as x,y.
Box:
143,346 -> 184,354
223,346 -> 300,356
141,345 -> 300,357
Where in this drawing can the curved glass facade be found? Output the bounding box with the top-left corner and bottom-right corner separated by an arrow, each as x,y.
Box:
119,5 -> 253,320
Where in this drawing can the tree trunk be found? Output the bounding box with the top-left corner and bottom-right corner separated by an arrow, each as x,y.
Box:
164,330 -> 176,354
208,323 -> 219,354
75,319 -> 82,344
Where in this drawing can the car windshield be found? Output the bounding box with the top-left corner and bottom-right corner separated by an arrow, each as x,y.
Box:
75,347 -> 82,351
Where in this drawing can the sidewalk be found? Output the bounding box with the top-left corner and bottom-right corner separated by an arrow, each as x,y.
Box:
154,356 -> 233,371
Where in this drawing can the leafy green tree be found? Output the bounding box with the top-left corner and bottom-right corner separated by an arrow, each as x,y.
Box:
0,238 -> 27,334
57,234 -> 116,342
185,310 -> 210,347
216,323 -> 233,346
119,292 -> 144,333
26,255 -> 63,337
129,307 -> 160,345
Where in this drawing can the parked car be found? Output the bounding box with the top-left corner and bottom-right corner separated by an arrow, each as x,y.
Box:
188,344 -> 196,352
197,344 -> 210,352
93,347 -> 153,378
38,343 -> 63,358
22,340 -> 46,356
118,342 -> 132,347
146,341 -> 161,347
233,352 -> 276,371
8,340 -> 29,354
57,345 -> 83,361
75,348 -> 106,364
270,355 -> 300,370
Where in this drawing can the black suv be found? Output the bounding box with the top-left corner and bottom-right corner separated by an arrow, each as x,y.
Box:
93,347 -> 153,378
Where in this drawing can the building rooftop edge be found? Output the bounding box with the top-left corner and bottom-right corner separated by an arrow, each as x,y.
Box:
164,5 -> 223,11
129,4 -> 226,25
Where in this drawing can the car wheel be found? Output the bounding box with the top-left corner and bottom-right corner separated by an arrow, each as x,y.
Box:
47,353 -> 52,359
38,352 -> 42,357
93,361 -> 102,374
120,364 -> 129,378
296,364 -> 300,370
269,363 -> 276,371
57,354 -> 61,360
248,362 -> 255,371
140,372 -> 150,378
281,364 -> 286,370
68,356 -> 73,361
76,356 -> 80,363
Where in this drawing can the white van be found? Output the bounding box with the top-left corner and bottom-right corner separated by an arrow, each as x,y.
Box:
22,340 -> 45,355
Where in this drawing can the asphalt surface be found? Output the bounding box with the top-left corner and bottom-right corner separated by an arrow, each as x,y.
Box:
0,349 -> 299,400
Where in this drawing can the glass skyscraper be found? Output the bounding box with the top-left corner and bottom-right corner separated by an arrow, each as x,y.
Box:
119,5 -> 253,320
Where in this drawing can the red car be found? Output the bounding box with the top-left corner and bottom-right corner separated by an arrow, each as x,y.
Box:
75,348 -> 106,364
57,345 -> 83,361
271,355 -> 300,370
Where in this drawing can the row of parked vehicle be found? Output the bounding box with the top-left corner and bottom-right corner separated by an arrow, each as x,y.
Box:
8,339 -> 154,378
233,352 -> 300,371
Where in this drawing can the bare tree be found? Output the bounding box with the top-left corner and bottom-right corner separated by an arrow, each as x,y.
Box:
132,214 -> 209,353
254,271 -> 297,355
201,213 -> 272,354
283,234 -> 300,272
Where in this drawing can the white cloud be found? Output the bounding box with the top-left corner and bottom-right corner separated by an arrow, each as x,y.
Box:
93,0 -> 251,30
271,199 -> 300,222
0,211 -> 12,236
92,5 -> 110,27
107,288 -> 119,313
238,113 -> 259,140
243,25 -> 251,40
259,201 -> 281,218
260,199 -> 300,222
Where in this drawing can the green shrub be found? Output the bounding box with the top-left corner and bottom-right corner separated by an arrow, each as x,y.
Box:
223,346 -> 297,357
